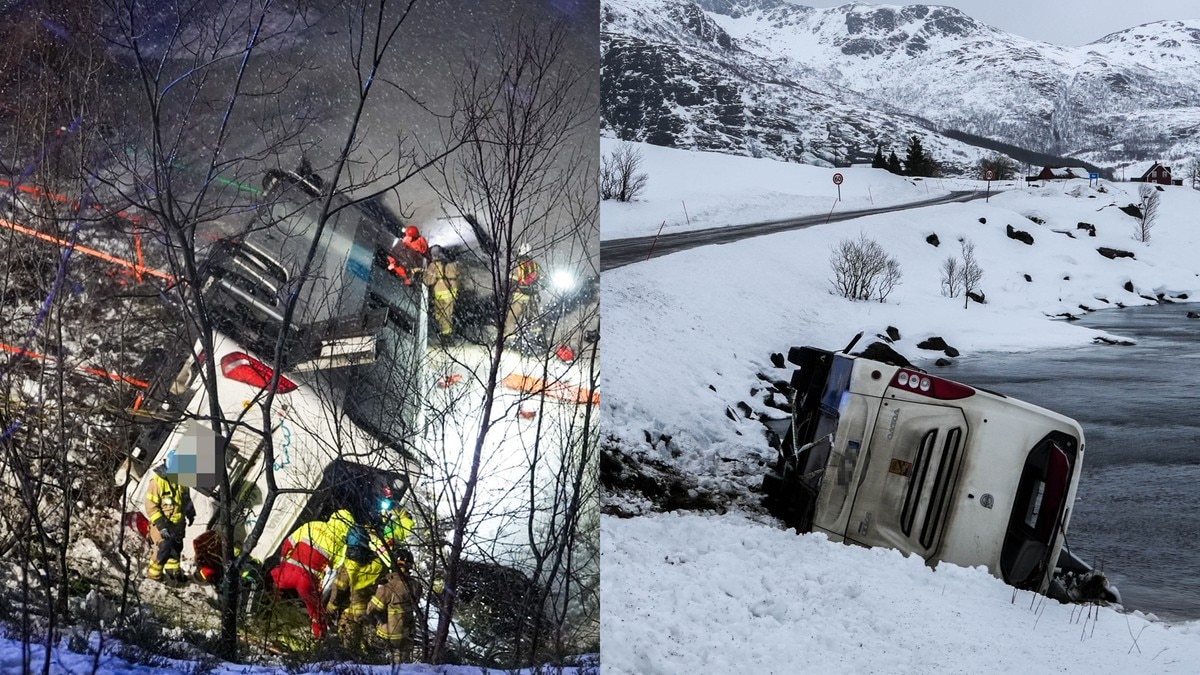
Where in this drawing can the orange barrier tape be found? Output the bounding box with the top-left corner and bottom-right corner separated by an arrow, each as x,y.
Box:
0,178 -> 146,224
0,217 -> 173,282
0,340 -> 149,389
502,373 -> 600,406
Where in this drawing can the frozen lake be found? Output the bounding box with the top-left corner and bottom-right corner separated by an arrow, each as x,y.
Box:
949,303 -> 1200,621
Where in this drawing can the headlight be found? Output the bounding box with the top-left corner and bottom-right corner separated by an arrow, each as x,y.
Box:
551,269 -> 576,293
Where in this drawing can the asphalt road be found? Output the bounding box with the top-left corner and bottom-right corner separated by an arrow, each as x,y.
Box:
600,190 -> 984,272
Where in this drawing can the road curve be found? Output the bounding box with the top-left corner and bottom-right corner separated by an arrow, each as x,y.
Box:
601,190 -> 984,272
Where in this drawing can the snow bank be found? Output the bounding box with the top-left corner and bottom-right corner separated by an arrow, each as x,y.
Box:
601,513 -> 1200,675
0,631 -> 595,675
601,147 -> 1200,669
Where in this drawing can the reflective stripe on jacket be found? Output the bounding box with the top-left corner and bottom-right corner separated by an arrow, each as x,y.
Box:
281,509 -> 356,576
513,259 -> 539,288
369,571 -> 417,642
145,474 -> 190,527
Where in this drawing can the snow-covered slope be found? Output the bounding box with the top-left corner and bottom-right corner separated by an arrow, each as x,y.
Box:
602,143 -> 1198,517
600,144 -> 1200,672
602,513 -> 1200,674
603,0 -> 1200,170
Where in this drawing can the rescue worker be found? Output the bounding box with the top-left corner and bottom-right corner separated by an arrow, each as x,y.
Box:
504,242 -> 540,339
326,524 -> 385,651
387,226 -> 430,285
144,461 -> 195,583
402,225 -> 429,259
269,509 -> 356,638
422,245 -> 460,343
367,548 -> 420,663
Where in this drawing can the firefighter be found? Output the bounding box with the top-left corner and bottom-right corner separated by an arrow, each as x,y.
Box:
504,242 -> 541,339
367,548 -> 420,664
269,509 -> 356,638
387,226 -> 430,285
144,461 -> 195,584
422,245 -> 460,343
402,225 -> 429,260
326,524 -> 385,651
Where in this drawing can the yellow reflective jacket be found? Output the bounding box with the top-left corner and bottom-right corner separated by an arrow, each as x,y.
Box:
145,474 -> 190,528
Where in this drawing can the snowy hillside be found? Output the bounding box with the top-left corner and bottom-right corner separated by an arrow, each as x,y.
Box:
603,144 -> 1198,506
602,513 -> 1200,674
603,0 -> 1200,169
601,0 -> 1023,172
600,145 -> 1200,669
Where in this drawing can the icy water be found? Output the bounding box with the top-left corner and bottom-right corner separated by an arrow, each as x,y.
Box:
949,304 -> 1200,621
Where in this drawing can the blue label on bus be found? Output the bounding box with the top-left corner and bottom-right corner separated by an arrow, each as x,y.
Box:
346,257 -> 370,281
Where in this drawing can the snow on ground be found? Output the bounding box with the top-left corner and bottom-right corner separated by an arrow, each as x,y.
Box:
603,149 -> 1198,488
601,147 -> 1200,671
0,631 -> 595,675
600,139 -> 981,240
601,513 -> 1200,675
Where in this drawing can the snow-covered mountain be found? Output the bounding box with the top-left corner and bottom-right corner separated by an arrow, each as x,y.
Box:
602,0 -> 1200,171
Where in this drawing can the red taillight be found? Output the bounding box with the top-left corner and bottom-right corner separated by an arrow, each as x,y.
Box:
890,369 -> 974,400
219,352 -> 298,393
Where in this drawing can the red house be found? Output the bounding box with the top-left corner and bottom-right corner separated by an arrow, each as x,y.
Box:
1135,162 -> 1180,186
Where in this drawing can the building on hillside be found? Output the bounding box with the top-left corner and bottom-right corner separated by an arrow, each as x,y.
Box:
1129,161 -> 1182,186
1030,166 -> 1091,181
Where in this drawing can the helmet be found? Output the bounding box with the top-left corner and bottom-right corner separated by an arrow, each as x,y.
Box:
517,242 -> 532,257
392,547 -> 414,573
405,226 -> 420,239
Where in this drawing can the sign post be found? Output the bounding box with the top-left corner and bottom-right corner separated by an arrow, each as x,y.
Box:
1088,171 -> 1099,187
983,168 -> 995,202
832,172 -> 843,201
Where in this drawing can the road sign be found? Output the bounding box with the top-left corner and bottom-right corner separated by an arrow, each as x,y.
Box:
983,169 -> 995,181
1089,172 -> 1099,180
832,172 -> 844,185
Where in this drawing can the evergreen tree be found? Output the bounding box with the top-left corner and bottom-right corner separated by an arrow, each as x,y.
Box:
886,150 -> 902,174
904,135 -> 927,176
871,145 -> 886,169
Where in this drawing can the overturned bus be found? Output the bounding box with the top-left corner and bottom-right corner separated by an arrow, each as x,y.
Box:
117,168 -> 427,565
762,344 -> 1115,602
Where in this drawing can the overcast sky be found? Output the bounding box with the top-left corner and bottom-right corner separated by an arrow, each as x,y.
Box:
794,1 -> 1200,47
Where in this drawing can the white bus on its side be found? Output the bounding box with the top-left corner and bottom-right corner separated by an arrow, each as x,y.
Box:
763,345 -> 1109,600
118,168 -> 428,566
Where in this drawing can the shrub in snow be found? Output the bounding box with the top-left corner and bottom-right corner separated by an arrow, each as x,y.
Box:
958,238 -> 984,309
600,142 -> 649,202
829,233 -> 902,302
940,256 -> 961,297
1133,184 -> 1159,243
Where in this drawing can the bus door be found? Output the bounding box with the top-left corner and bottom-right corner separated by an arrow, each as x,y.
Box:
845,399 -> 967,559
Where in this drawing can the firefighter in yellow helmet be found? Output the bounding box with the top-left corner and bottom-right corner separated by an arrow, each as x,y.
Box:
504,242 -> 540,340
144,460 -> 195,583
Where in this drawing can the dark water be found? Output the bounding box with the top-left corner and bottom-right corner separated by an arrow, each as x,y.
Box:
948,304 -> 1200,621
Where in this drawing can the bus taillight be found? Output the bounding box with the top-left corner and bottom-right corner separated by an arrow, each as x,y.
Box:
891,369 -> 974,400
220,352 -> 298,393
